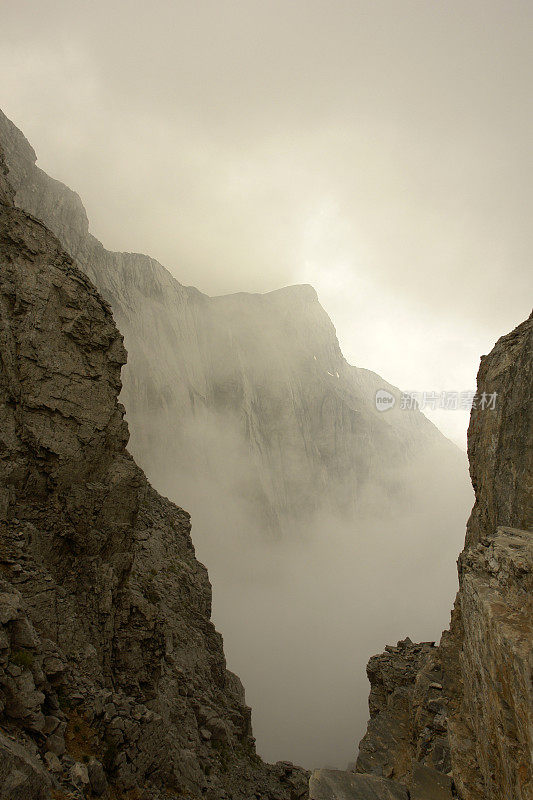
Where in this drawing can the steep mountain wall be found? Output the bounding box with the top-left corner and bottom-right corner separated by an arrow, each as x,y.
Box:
0,109 -> 465,538
444,312 -> 532,800
323,313 -> 532,800
0,145 -> 308,800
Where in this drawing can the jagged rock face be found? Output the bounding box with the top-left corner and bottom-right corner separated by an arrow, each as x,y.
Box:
353,314 -> 533,800
465,313 -> 533,547
0,148 -> 308,799
355,638 -> 447,781
446,312 -> 532,800
454,526 -> 532,800
0,108 -> 464,536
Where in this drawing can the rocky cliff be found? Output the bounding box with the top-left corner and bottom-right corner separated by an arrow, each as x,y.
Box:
0,146 -> 308,799
310,313 -> 532,800
0,109 -> 465,539
0,109 -> 477,773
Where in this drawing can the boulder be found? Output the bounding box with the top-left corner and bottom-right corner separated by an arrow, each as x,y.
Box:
0,732 -> 50,800
409,762 -> 453,799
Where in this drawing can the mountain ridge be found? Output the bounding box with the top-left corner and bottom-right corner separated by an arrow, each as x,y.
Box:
0,107 -> 462,542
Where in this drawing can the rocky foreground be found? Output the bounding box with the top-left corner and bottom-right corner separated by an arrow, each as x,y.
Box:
310,313 -> 532,799
0,147 -> 308,798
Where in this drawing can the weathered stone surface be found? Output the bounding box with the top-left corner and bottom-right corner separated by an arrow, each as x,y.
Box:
451,525 -> 533,800
354,313 -> 533,800
443,312 -> 532,800
69,761 -> 90,787
87,757 -> 108,795
355,638 -> 436,781
465,313 -> 533,548
0,146 -> 308,798
0,731 -> 51,800
309,769 -> 407,800
43,751 -> 61,772
409,761 -> 453,799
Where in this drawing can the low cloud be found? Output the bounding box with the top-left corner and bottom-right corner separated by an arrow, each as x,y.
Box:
142,410 -> 473,769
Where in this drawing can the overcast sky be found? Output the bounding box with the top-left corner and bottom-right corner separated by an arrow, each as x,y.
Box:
1,0 -> 531,446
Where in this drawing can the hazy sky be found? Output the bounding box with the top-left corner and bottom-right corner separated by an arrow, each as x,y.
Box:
1,0 -> 532,446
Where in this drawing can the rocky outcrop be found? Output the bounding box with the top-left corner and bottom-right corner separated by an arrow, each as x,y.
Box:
451,525 -> 532,799
465,313 -> 533,548
349,313 -> 532,799
442,312 -> 532,800
0,109 -> 466,538
0,146 -> 308,798
355,638 -> 447,780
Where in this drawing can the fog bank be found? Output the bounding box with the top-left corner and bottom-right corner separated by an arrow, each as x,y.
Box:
147,422 -> 472,769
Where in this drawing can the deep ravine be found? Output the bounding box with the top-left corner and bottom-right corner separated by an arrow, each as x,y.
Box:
0,143 -> 308,799
310,312 -> 532,800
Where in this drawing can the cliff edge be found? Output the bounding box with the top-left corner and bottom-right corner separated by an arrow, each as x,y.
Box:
0,146 -> 307,799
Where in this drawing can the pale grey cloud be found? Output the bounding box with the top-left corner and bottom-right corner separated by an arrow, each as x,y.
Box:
2,5 -> 531,439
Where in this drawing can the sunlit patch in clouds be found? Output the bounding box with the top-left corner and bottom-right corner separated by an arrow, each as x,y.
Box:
1,1 -> 530,445
297,202 -> 484,448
